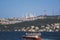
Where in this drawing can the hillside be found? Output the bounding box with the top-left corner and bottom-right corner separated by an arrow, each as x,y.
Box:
0,16 -> 60,31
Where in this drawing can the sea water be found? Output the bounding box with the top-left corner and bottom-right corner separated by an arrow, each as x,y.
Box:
0,31 -> 60,40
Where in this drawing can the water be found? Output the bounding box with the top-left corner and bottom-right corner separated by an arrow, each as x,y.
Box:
0,31 -> 60,40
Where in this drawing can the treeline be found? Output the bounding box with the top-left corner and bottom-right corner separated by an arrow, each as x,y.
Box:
7,18 -> 60,28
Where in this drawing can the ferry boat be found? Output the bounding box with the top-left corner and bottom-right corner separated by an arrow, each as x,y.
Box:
23,32 -> 41,40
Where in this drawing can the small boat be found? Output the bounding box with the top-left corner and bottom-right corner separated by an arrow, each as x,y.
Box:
23,32 -> 41,40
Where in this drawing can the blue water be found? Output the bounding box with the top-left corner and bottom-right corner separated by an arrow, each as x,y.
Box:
0,31 -> 60,40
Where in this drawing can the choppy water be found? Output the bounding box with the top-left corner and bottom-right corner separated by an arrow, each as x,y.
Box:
0,31 -> 60,40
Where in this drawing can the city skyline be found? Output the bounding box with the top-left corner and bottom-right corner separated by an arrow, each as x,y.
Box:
0,0 -> 60,18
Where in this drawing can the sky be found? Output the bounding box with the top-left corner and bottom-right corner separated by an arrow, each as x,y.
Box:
0,0 -> 60,18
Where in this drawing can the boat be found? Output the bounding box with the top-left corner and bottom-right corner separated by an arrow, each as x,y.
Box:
22,32 -> 41,40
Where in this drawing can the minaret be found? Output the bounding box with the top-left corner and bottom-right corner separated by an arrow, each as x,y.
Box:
43,10 -> 47,16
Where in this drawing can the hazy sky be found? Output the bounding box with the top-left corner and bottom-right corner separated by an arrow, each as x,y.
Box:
0,0 -> 60,18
